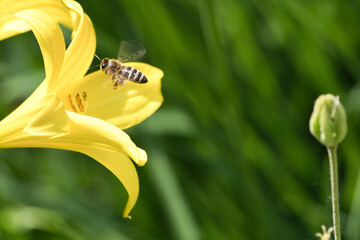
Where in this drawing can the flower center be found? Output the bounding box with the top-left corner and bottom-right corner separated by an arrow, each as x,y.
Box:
67,91 -> 88,113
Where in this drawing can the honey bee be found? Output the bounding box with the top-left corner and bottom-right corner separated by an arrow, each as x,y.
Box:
96,40 -> 148,89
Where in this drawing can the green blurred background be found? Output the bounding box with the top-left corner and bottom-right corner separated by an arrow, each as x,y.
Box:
1,0 -> 360,239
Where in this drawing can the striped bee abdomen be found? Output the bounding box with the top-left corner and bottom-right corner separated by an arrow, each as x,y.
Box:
120,65 -> 148,84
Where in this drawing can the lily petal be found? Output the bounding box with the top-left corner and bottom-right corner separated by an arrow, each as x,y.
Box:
63,111 -> 144,218
24,93 -> 70,138
0,98 -> 144,217
0,0 -> 95,90
0,10 -> 65,85
64,111 -> 147,166
0,0 -> 72,39
53,0 -> 96,91
69,145 -> 139,218
50,111 -> 143,218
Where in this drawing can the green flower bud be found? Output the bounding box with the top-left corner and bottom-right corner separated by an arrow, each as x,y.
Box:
309,94 -> 347,147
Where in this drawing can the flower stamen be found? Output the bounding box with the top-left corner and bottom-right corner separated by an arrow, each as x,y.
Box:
67,94 -> 77,112
82,91 -> 87,101
75,93 -> 84,112
67,91 -> 88,113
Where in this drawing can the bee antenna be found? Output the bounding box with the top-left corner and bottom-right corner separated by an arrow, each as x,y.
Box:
94,54 -> 101,62
88,63 -> 100,71
87,54 -> 101,71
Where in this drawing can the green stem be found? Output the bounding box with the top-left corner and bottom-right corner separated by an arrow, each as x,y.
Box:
327,146 -> 341,240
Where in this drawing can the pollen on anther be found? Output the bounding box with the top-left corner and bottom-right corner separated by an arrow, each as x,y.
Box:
82,91 -> 87,101
67,95 -> 77,113
76,93 -> 84,112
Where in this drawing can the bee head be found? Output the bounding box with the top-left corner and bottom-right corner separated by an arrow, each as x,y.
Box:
100,58 -> 109,70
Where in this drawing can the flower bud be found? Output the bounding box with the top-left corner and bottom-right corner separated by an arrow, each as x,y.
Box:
309,94 -> 347,147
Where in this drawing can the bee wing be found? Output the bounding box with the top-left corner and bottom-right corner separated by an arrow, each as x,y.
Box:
117,40 -> 146,62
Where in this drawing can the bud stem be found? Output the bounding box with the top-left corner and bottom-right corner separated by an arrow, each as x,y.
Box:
327,145 -> 341,240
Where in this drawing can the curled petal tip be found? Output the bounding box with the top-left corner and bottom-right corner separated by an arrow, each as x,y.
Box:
134,148 -> 147,166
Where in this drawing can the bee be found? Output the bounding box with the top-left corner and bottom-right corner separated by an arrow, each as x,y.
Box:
96,40 -> 148,89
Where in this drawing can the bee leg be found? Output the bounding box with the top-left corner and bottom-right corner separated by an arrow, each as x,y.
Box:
111,74 -> 116,82
113,77 -> 125,89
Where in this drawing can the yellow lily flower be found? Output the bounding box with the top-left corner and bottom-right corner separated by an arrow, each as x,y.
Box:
0,0 -> 163,218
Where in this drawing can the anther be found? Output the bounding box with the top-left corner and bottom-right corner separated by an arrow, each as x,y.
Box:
82,91 -> 87,101
76,93 -> 84,112
67,95 -> 77,113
